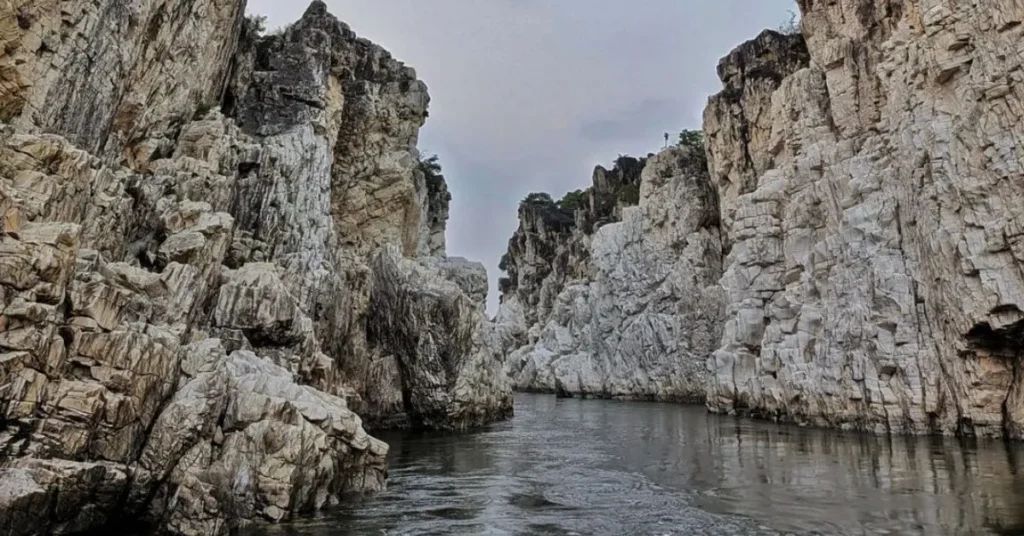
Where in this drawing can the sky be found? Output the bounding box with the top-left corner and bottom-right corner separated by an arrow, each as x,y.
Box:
248,0 -> 797,314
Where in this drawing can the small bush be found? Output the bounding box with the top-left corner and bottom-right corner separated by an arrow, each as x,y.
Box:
618,183 -> 640,206
417,153 -> 442,176
558,189 -> 587,211
678,129 -> 705,151
522,192 -> 555,206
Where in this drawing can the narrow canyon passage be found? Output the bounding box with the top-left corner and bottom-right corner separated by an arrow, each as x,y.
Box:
7,0 -> 1024,534
248,394 -> 1024,536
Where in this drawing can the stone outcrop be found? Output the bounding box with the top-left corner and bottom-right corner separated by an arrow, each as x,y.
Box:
500,156 -> 646,329
706,1 -> 1024,438
500,148 -> 723,401
502,1 -> 1024,439
0,1 -> 510,534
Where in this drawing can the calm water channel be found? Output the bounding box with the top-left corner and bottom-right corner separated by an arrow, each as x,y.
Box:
251,393 -> 1024,535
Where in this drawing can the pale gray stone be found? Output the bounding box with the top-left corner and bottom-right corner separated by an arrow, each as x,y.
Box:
0,1 -> 509,534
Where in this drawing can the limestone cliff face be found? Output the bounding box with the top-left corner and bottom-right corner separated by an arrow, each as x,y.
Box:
500,156 -> 645,329
0,1 -> 510,534
500,150 -> 723,401
502,0 -> 1024,439
707,0 -> 1024,438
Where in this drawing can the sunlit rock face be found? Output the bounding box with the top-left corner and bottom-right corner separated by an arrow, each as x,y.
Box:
0,1 -> 510,533
499,148 -> 723,401
707,1 -> 1024,438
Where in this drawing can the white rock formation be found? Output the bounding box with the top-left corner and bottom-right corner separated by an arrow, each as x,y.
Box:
503,147 -> 723,401
0,1 -> 511,534
501,1 -> 1024,440
706,2 -> 1024,438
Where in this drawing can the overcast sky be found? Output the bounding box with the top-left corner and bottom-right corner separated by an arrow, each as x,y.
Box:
248,0 -> 796,314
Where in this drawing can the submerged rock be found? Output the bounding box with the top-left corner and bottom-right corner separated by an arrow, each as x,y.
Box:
0,0 -> 510,533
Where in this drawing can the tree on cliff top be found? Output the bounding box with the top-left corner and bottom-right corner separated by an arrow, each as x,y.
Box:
417,153 -> 442,175
522,192 -> 555,206
558,189 -> 587,211
245,15 -> 267,37
417,153 -> 446,190
778,9 -> 800,35
678,129 -> 708,167
678,129 -> 704,151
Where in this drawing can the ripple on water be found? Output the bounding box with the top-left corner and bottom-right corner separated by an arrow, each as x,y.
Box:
248,394 -> 1024,536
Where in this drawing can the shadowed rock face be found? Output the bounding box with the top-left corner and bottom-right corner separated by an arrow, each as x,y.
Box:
707,1 -> 1024,438
0,1 -> 510,534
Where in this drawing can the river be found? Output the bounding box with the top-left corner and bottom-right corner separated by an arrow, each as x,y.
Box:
250,393 -> 1024,535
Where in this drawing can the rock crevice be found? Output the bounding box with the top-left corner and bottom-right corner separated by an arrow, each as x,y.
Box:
708,0 -> 1024,438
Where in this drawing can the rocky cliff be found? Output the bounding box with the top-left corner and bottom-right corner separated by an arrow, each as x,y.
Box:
0,1 -> 510,534
501,0 -> 1024,439
707,0 -> 1024,438
500,149 -> 724,401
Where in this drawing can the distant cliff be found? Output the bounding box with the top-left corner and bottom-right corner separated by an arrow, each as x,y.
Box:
499,147 -> 723,402
501,0 -> 1024,439
0,1 -> 510,534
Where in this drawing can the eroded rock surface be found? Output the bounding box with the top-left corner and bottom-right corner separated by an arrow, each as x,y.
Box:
0,1 -> 510,533
501,1 -> 1024,439
500,148 -> 722,401
707,2 -> 1024,437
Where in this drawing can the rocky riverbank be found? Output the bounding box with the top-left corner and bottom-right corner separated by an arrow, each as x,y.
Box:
0,1 -> 510,533
500,0 -> 1024,439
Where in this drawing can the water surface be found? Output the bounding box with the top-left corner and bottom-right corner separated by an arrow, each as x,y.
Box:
253,394 -> 1024,535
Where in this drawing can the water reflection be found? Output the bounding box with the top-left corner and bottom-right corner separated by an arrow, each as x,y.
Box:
249,394 -> 1024,536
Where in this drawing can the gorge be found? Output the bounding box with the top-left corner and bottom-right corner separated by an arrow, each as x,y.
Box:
2,0 -> 1024,535
500,0 -> 1024,440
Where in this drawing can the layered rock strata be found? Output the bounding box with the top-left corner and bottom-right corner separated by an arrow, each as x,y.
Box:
500,149 -> 723,401
499,156 -> 647,328
0,1 -> 510,534
707,1 -> 1024,438
503,0 -> 1024,439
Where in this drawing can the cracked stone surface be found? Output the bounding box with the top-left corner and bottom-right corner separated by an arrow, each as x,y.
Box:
0,1 -> 510,534
500,1 -> 1024,439
499,148 -> 722,401
706,1 -> 1024,437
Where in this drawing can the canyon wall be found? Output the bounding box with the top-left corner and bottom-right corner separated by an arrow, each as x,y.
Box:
502,0 -> 1024,438
500,149 -> 723,401
707,0 -> 1024,438
0,1 -> 510,534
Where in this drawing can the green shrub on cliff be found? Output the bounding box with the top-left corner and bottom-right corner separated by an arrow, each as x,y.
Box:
245,15 -> 267,37
522,192 -> 555,206
678,129 -> 708,167
417,153 -> 443,177
558,189 -> 587,211
618,183 -> 640,206
778,9 -> 800,35
678,129 -> 704,151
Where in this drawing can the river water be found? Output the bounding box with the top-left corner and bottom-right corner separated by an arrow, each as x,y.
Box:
252,393 -> 1024,536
